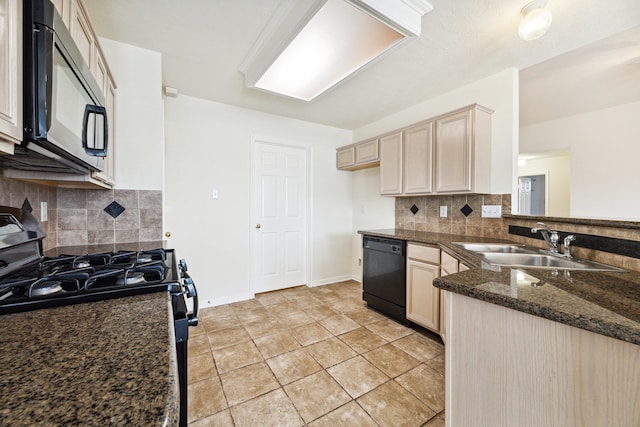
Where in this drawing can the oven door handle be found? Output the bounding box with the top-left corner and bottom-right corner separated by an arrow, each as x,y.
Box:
183,275 -> 199,327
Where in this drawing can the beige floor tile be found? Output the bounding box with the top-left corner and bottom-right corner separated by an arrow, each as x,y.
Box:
255,291 -> 289,306
396,364 -> 445,412
365,318 -> 413,341
188,409 -> 234,427
207,326 -> 251,350
288,295 -> 324,310
344,308 -> 387,326
264,301 -> 301,317
220,362 -> 280,406
188,321 -> 207,337
243,317 -> 283,339
254,330 -> 302,359
229,389 -> 304,427
327,356 -> 388,398
427,353 -> 446,376
187,377 -> 227,424
199,304 -> 235,319
357,380 -> 436,426
363,343 -> 421,378
307,401 -> 378,427
200,315 -> 238,333
305,337 -> 357,368
338,327 -> 387,354
236,306 -> 271,324
319,314 -> 361,335
331,299 -> 367,313
279,286 -> 313,300
424,412 -> 445,427
391,333 -> 444,362
188,353 -> 217,383
279,311 -> 315,329
188,334 -> 211,357
284,371 -> 351,423
230,298 -> 264,312
304,304 -> 340,321
267,348 -> 322,385
212,341 -> 263,374
290,322 -> 333,346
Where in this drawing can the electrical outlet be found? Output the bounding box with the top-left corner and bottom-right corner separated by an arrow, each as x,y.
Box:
481,205 -> 502,218
358,258 -> 362,266
40,202 -> 48,222
440,206 -> 447,217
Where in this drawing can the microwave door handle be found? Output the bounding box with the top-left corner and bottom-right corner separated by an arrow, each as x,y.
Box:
33,24 -> 54,138
82,105 -> 108,157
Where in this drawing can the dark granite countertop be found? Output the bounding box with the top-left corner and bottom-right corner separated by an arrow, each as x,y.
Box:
0,292 -> 180,426
359,229 -> 640,346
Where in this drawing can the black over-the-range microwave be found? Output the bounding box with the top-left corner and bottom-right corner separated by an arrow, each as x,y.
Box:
0,0 -> 108,174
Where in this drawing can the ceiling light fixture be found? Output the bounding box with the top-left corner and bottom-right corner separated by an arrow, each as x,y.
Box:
518,0 -> 552,41
239,0 -> 433,102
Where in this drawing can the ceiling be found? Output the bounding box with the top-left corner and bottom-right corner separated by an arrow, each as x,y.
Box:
83,0 -> 640,130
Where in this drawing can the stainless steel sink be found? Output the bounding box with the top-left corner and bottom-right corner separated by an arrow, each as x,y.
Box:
452,242 -> 537,254
452,242 -> 623,271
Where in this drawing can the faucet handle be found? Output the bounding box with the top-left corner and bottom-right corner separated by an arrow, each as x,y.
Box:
563,235 -> 576,257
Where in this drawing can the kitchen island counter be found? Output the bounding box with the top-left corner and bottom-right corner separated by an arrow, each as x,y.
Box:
359,228 -> 640,346
0,292 -> 179,426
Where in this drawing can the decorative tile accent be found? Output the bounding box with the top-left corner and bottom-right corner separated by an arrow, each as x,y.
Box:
104,201 -> 126,219
460,204 -> 473,217
410,204 -> 419,215
22,198 -> 33,212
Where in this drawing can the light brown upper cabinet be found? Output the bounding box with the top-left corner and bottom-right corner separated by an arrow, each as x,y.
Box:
69,0 -> 95,72
336,138 -> 379,171
435,105 -> 492,193
379,132 -> 403,195
0,0 -> 22,154
403,121 -> 434,194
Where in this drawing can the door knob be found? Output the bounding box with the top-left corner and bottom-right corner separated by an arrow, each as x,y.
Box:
255,224 -> 261,229
165,231 -> 171,237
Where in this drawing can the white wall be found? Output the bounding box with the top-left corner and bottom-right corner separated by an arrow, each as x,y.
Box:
100,39 -> 164,190
163,95 -> 352,306
349,68 -> 519,278
520,101 -> 640,219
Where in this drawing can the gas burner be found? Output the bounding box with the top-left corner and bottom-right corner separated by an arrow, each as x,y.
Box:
137,255 -> 153,263
29,281 -> 63,297
76,261 -> 91,269
116,272 -> 147,286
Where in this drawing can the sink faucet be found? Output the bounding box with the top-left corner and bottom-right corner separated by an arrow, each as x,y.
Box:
531,222 -> 559,253
563,234 -> 576,258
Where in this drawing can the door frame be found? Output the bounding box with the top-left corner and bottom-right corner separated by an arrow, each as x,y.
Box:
249,136 -> 312,296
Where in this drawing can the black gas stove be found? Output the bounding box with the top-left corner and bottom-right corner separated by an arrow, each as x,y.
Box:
0,205 -> 198,427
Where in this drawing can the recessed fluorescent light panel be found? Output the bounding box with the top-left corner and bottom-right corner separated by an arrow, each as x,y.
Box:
241,0 -> 433,102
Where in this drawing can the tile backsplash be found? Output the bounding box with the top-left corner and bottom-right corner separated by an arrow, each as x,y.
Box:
395,193 -> 511,239
0,176 -> 162,251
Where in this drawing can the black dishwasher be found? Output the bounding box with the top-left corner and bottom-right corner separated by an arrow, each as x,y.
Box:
362,236 -> 406,322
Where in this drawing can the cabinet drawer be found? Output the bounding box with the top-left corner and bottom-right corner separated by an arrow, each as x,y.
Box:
407,243 -> 440,264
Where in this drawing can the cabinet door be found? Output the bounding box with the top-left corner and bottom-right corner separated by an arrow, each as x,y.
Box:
435,109 -> 472,193
336,146 -> 355,169
379,132 -> 403,195
51,0 -> 71,27
70,0 -> 95,71
404,121 -> 433,194
93,78 -> 115,185
407,258 -> 440,332
355,139 -> 379,164
0,0 -> 22,152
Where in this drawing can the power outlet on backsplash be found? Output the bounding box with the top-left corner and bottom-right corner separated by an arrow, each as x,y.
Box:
481,205 -> 502,218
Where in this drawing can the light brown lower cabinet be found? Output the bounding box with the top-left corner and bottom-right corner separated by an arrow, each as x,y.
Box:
406,243 -> 440,332
445,292 -> 640,427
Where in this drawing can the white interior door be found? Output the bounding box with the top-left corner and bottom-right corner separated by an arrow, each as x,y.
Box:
251,141 -> 308,294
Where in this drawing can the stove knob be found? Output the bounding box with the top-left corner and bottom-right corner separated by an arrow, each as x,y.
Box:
183,278 -> 196,297
179,259 -> 188,272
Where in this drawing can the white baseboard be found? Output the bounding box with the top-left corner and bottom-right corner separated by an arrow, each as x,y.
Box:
311,275 -> 360,287
200,292 -> 254,308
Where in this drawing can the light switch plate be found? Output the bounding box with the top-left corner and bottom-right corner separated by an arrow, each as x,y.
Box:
440,206 -> 447,217
481,205 -> 502,218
